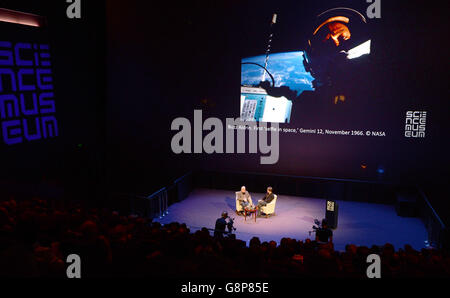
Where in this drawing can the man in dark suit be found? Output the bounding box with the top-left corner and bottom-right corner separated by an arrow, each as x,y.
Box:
214,211 -> 229,238
257,187 -> 274,215
315,219 -> 333,244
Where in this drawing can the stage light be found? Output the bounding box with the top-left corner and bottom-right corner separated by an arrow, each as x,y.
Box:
334,95 -> 346,104
377,167 -> 385,174
361,164 -> 367,169
0,8 -> 46,27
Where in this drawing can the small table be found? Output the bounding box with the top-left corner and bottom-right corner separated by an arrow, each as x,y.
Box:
244,206 -> 258,222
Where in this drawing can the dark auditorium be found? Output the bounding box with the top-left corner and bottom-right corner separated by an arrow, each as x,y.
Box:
0,0 -> 449,290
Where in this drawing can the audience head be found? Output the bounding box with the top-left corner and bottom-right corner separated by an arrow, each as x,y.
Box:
249,237 -> 261,248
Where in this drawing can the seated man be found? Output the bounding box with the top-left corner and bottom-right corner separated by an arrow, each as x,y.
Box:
236,186 -> 252,213
257,186 -> 275,215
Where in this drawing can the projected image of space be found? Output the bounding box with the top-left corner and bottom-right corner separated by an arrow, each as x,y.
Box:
241,52 -> 315,96
240,8 -> 377,125
105,0 -> 447,185
240,52 -> 314,123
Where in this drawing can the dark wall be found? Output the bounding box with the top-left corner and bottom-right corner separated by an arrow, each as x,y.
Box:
106,0 -> 449,196
0,1 -> 106,200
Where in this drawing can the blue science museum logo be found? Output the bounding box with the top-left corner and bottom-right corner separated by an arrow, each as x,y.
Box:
0,41 -> 57,145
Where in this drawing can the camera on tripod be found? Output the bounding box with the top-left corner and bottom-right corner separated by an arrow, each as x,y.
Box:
226,216 -> 237,234
309,219 -> 322,236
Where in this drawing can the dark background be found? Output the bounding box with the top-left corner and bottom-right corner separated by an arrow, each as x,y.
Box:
106,0 -> 449,195
0,0 -> 106,201
0,1 -> 448,220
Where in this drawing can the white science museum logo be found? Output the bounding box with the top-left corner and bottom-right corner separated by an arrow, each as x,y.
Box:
405,111 -> 427,138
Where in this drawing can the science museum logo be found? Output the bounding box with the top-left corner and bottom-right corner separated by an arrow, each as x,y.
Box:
0,41 -> 57,145
405,111 -> 426,138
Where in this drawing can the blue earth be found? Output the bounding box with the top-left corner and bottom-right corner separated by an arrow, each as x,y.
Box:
241,51 -> 315,97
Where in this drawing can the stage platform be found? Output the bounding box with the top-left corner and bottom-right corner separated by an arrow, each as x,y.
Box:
154,188 -> 428,251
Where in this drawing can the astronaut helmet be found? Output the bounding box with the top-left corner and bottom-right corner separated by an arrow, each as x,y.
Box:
303,7 -> 372,89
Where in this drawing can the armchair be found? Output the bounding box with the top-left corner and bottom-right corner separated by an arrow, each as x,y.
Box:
235,192 -> 253,214
260,194 -> 277,218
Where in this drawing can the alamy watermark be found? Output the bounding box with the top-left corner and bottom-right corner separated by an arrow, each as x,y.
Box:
366,0 -> 381,19
66,0 -> 81,19
66,254 -> 81,278
170,110 -> 279,165
366,254 -> 381,278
